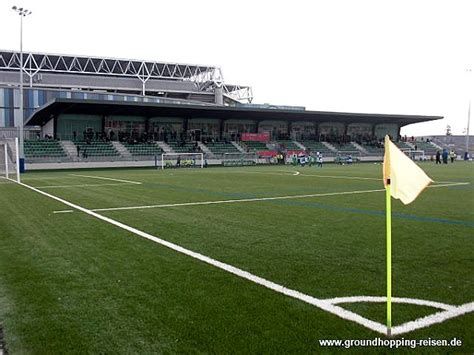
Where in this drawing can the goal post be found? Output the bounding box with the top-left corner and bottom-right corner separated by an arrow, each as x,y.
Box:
160,152 -> 204,169
401,149 -> 426,161
0,137 -> 20,183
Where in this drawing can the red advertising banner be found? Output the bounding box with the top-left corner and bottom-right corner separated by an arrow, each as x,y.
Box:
242,132 -> 270,142
258,150 -> 278,157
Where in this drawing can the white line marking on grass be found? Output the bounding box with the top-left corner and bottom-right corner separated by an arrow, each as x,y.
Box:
326,296 -> 456,311
233,171 -> 470,186
233,170 -> 383,181
14,180 -> 474,335
69,174 -> 142,185
426,182 -> 470,188
36,183 -> 135,189
324,296 -> 474,336
52,182 -> 470,213
86,188 -> 386,213
53,210 -> 74,214
391,302 -> 474,336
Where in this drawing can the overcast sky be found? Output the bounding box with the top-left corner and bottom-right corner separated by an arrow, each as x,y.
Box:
1,0 -> 473,136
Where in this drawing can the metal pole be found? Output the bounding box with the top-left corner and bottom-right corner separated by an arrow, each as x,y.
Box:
15,137 -> 20,182
19,12 -> 25,172
4,143 -> 9,180
466,99 -> 471,155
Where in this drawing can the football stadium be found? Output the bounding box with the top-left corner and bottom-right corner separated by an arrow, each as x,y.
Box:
1,48 -> 473,353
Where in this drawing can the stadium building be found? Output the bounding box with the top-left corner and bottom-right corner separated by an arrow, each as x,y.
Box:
0,49 -> 443,169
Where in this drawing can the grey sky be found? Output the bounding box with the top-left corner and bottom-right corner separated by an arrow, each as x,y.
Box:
1,0 -> 472,136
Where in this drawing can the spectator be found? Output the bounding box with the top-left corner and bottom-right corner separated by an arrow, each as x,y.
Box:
449,150 -> 456,163
442,149 -> 448,164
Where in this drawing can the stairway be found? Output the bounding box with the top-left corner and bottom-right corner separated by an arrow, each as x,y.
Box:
231,141 -> 246,153
351,141 -> 368,154
111,141 -> 131,158
322,141 -> 338,153
157,141 -> 173,153
197,141 -> 215,158
60,141 -> 78,161
293,141 -> 306,150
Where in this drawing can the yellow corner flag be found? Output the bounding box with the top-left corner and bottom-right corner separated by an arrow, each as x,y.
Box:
383,135 -> 433,205
382,135 -> 432,336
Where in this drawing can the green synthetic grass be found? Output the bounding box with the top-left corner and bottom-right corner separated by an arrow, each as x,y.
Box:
0,162 -> 473,353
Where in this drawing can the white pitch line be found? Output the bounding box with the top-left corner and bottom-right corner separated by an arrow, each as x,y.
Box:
326,296 -> 456,311
85,188 -> 386,213
16,180 -> 387,335
69,174 -> 142,185
233,170 -> 383,181
427,182 -> 470,188
391,302 -> 474,336
36,182 -> 136,189
51,182 -> 470,214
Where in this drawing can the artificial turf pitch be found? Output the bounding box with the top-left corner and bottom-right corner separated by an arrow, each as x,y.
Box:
0,162 -> 472,353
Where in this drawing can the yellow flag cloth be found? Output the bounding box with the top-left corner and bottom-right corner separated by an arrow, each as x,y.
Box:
383,135 -> 433,204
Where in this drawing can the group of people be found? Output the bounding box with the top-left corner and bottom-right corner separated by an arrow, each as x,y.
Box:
435,149 -> 457,164
291,152 -> 324,167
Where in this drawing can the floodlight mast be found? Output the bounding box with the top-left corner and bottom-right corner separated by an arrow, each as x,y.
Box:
12,5 -> 32,173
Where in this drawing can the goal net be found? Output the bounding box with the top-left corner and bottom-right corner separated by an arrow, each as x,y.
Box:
160,153 -> 204,169
0,137 -> 20,183
222,152 -> 258,166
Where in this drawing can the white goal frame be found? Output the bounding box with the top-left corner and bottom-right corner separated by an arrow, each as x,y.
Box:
401,148 -> 426,161
0,137 -> 20,183
161,152 -> 204,169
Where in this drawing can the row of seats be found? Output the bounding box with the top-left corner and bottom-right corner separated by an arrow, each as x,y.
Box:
395,141 -> 412,149
362,145 -> 384,154
74,141 -> 119,157
413,141 -> 437,154
331,143 -> 358,152
167,141 -> 200,153
241,141 -> 270,151
122,142 -> 163,156
299,141 -> 334,154
206,142 -> 240,154
24,140 -> 67,158
275,140 -> 301,150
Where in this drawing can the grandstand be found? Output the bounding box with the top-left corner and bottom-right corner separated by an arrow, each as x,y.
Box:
426,135 -> 474,156
0,49 -> 443,169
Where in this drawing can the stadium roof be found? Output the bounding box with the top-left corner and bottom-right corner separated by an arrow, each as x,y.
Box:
0,50 -> 253,103
26,98 -> 443,127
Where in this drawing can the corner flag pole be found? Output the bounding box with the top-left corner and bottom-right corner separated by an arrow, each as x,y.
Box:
386,180 -> 392,337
